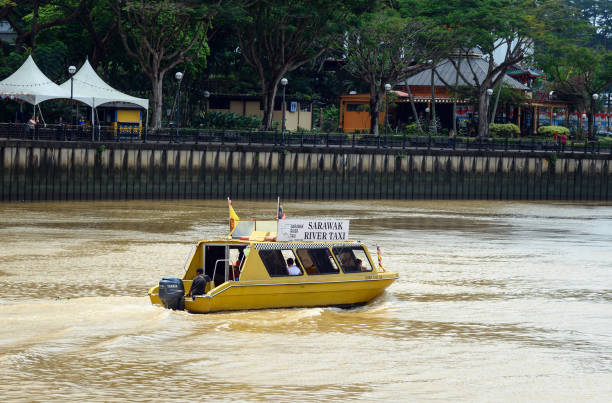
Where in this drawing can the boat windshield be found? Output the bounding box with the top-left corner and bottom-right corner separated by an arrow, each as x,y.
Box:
231,220 -> 277,239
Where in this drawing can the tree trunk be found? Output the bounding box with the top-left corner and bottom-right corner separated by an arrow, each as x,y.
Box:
151,73 -> 164,129
491,86 -> 502,123
452,57 -> 461,135
430,69 -> 437,133
369,89 -> 383,136
261,78 -> 281,130
588,101 -> 594,138
406,86 -> 423,133
477,89 -> 490,138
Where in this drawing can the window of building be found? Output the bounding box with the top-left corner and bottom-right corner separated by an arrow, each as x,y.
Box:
332,247 -> 373,273
346,104 -> 369,112
259,249 -> 303,276
296,248 -> 340,275
209,97 -> 230,110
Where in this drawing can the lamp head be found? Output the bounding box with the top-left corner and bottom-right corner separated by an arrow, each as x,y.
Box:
425,107 -> 430,113
68,65 -> 76,75
486,88 -> 493,96
384,83 -> 392,91
549,90 -> 555,98
175,71 -> 183,81
592,93 -> 599,101
203,90 -> 210,98
280,78 -> 288,86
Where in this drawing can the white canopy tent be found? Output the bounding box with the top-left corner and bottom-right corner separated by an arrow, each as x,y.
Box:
0,55 -> 71,105
59,59 -> 149,140
58,59 -> 148,109
0,55 -> 72,122
0,55 -> 149,139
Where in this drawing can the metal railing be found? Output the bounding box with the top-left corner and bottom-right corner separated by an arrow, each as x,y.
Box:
1,123 -> 611,155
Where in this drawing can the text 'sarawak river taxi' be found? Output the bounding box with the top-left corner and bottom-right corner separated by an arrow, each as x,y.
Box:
148,201 -> 398,313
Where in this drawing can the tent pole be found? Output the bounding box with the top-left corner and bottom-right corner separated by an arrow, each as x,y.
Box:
91,104 -> 95,142
144,108 -> 148,143
37,104 -> 46,126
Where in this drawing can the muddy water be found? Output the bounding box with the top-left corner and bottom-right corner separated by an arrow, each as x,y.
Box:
1,201 -> 611,401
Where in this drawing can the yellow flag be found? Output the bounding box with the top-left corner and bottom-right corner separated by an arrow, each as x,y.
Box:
228,198 -> 240,235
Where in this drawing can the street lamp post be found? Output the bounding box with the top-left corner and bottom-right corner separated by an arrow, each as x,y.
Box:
486,88 -> 493,137
68,65 -> 76,140
607,94 -> 611,135
280,77 -> 288,143
203,90 -> 210,129
425,106 -> 431,146
174,71 -> 183,143
591,93 -> 599,138
384,83 -> 391,138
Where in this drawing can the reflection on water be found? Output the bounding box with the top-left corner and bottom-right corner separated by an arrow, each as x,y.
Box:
1,200 -> 611,401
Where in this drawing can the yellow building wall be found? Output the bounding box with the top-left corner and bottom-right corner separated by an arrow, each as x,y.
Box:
229,101 -> 244,115
245,102 -> 263,118
117,109 -> 140,123
113,109 -> 142,135
209,100 -> 311,131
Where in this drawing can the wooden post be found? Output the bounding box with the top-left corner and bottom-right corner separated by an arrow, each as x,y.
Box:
533,106 -> 538,135
550,106 -> 553,125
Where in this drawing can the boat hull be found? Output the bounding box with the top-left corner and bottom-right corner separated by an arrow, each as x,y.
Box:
149,274 -> 397,313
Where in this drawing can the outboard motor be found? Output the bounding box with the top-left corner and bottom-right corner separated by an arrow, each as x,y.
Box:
158,276 -> 185,310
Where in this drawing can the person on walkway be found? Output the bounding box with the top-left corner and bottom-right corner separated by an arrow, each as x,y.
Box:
448,128 -> 456,148
56,116 -> 65,140
561,133 -> 567,152
24,115 -> 37,139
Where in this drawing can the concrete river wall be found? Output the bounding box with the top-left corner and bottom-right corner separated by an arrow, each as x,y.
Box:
1,140 -> 611,201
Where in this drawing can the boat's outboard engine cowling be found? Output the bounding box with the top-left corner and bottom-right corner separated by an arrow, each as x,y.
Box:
158,276 -> 185,310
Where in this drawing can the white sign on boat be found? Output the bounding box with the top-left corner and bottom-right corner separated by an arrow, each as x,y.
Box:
277,219 -> 350,242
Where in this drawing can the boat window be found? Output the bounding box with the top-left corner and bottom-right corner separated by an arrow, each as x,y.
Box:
259,249 -> 303,277
332,247 -> 373,273
296,248 -> 340,275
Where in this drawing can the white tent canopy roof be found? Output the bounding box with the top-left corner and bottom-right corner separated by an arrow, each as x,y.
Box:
0,55 -> 71,105
59,59 -> 148,110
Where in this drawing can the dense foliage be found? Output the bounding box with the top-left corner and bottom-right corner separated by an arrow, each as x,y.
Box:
489,123 -> 520,138
538,125 -> 571,136
0,0 -> 610,135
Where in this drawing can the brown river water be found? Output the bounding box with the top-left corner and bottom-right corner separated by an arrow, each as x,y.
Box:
0,200 -> 611,401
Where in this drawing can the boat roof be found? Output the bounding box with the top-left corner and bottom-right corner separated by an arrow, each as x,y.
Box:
198,239 -> 364,248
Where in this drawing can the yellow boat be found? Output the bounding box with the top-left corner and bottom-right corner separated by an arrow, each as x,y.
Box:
148,214 -> 398,313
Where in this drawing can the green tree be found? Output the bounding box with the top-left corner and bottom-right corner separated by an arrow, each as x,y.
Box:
343,7 -> 445,135
233,0 -> 369,130
536,3 -> 612,137
113,0 -> 217,128
421,0 -> 560,137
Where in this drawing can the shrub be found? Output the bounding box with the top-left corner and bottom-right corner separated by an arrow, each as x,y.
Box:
489,123 -> 520,137
321,105 -> 339,132
198,111 -> 261,130
538,125 -> 570,137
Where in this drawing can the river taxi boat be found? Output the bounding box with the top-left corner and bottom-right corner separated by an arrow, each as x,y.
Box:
148,215 -> 398,314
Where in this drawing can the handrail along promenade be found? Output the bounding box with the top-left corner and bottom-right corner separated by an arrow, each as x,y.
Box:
2,122 -> 611,155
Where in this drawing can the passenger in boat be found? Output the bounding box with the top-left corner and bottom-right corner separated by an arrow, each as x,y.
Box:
355,259 -> 368,272
231,250 -> 244,280
189,268 -> 210,296
286,258 -> 300,275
